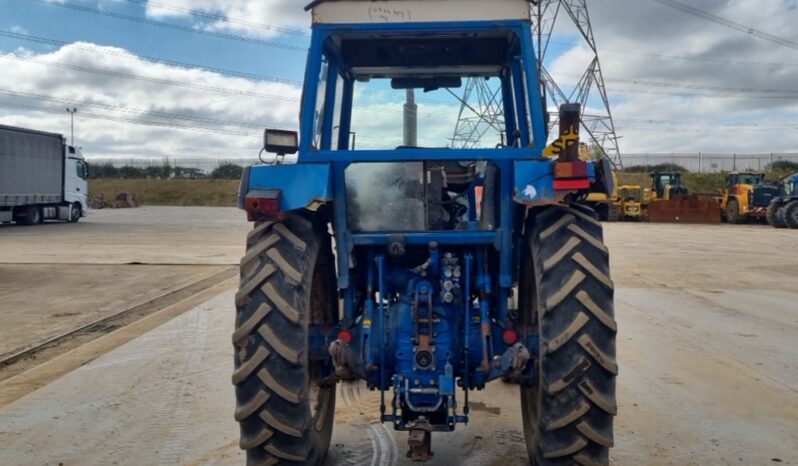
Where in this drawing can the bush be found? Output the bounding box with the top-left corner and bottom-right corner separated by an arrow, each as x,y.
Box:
88,163 -> 119,179
767,160 -> 798,172
117,166 -> 146,178
623,163 -> 689,174
173,166 -> 206,179
211,163 -> 243,179
144,165 -> 173,179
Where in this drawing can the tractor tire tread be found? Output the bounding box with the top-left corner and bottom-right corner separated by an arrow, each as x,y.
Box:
766,203 -> 786,228
521,205 -> 616,466
234,214 -> 334,466
785,201 -> 798,229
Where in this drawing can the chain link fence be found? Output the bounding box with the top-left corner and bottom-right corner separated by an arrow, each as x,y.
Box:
86,153 -> 798,177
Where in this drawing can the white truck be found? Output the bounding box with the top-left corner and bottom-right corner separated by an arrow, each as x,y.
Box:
0,124 -> 88,225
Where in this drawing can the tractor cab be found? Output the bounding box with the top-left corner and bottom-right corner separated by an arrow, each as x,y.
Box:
783,174 -> 798,197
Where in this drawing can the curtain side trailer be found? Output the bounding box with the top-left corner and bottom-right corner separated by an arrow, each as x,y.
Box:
0,124 -> 88,225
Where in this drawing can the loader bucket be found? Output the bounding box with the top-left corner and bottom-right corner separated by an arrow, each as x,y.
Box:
647,195 -> 721,223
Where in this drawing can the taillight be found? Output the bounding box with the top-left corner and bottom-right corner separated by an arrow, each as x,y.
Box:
502,328 -> 518,345
337,329 -> 353,344
245,190 -> 284,222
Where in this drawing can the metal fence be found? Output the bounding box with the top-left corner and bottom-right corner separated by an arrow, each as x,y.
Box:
87,158 -> 263,174
86,153 -> 798,174
620,153 -> 798,173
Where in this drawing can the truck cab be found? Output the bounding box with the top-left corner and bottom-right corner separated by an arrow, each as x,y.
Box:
64,145 -> 89,218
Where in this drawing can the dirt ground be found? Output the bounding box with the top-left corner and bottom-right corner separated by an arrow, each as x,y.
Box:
0,207 -> 796,465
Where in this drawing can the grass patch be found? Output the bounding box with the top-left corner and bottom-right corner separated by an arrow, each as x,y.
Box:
89,179 -> 240,207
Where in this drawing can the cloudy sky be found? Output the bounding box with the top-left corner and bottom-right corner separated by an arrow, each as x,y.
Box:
1,0 -> 798,159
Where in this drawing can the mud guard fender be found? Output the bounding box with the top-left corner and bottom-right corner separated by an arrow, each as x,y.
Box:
513,159 -> 597,205
239,163 -> 332,212
514,160 -> 555,205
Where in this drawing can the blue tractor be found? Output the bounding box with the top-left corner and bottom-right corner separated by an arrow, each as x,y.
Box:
233,1 -> 617,464
767,172 -> 798,228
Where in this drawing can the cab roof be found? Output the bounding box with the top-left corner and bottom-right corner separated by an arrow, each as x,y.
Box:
306,0 -> 533,24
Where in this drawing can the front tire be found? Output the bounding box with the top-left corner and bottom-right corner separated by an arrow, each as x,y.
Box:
726,199 -> 742,224
785,201 -> 798,229
233,214 -> 336,465
69,203 -> 82,223
519,206 -> 617,466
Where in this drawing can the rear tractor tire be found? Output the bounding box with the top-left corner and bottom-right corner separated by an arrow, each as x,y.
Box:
785,201 -> 798,229
233,214 -> 337,466
519,205 -> 617,466
766,203 -> 787,229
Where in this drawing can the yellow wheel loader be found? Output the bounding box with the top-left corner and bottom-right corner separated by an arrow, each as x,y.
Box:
719,172 -> 780,224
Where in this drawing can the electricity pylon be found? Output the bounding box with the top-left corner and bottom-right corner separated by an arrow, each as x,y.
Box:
452,0 -> 623,168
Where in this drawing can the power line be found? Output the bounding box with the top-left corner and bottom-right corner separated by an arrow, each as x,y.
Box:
0,53 -> 301,102
0,101 -> 256,136
121,0 -> 310,37
0,88 -> 265,130
0,30 -> 454,105
605,86 -> 798,101
650,0 -> 798,51
548,39 -> 798,68
0,31 -> 302,85
552,72 -> 798,98
31,0 -> 308,52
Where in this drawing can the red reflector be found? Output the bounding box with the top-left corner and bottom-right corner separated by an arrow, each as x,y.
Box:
554,179 -> 591,190
245,190 -> 284,222
337,330 -> 353,344
502,329 -> 518,345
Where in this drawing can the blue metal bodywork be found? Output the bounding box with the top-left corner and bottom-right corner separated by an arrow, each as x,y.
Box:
240,18 -> 597,433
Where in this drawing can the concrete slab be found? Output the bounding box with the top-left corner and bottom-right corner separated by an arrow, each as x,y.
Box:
1,286 -> 797,465
0,291 -> 241,466
0,206 -> 250,265
2,210 -> 798,465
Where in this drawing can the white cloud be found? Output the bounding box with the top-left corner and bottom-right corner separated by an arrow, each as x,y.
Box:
581,0 -> 798,153
4,0 -> 798,157
144,0 -> 310,38
0,42 -> 302,159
